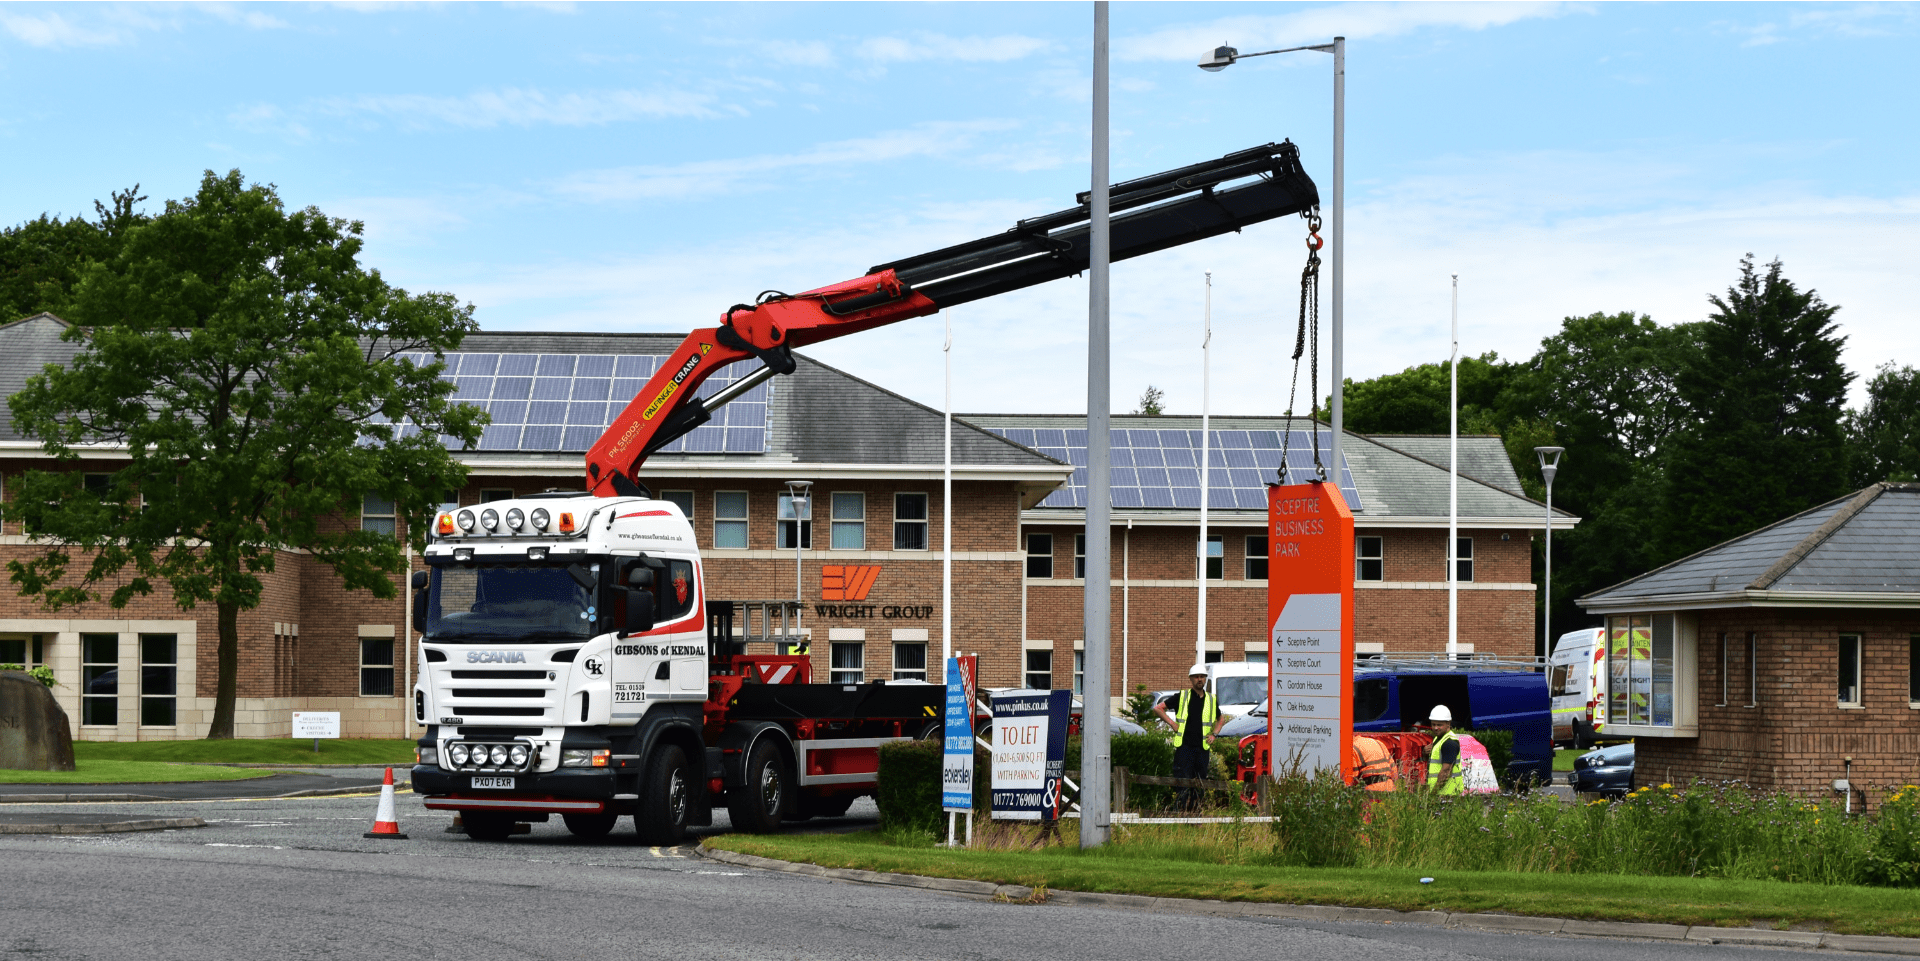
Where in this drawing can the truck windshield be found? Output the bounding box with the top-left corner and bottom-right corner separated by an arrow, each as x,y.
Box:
1215,676 -> 1267,707
425,563 -> 596,641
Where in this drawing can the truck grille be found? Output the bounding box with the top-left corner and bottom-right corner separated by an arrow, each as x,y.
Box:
452,670 -> 546,680
450,688 -> 545,698
437,662 -> 556,724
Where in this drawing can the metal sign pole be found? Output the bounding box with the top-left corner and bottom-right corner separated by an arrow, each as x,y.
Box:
1080,0 -> 1113,849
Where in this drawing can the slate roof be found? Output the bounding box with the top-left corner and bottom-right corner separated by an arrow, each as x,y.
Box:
1579,483 -> 1920,611
0,314 -> 83,443
1362,435 -> 1526,494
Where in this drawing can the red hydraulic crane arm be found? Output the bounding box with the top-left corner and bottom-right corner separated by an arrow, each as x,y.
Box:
585,140 -> 1321,497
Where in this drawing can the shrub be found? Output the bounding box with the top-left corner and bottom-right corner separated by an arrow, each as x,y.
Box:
0,664 -> 56,688
1267,768 -> 1365,867
875,738 -> 989,834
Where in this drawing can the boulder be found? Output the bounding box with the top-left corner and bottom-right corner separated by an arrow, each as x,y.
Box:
0,670 -> 77,771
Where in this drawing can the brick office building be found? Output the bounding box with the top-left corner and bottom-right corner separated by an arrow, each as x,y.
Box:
1578,482 -> 1920,808
0,314 -> 1572,739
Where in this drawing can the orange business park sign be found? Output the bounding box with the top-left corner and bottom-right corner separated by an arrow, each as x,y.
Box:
1265,481 -> 1356,780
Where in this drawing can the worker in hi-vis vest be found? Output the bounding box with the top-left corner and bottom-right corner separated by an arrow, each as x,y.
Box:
1351,736 -> 1397,792
1425,705 -> 1464,795
1154,664 -> 1222,810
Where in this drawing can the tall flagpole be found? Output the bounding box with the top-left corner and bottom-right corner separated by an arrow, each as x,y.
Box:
1196,271 -> 1211,669
943,311 -> 953,669
1080,0 -> 1113,849
1447,275 -> 1459,659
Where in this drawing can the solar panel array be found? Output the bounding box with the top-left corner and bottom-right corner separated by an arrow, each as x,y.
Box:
400,352 -> 769,454
980,427 -> 1362,511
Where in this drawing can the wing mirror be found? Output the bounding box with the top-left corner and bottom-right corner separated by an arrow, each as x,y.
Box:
410,570 -> 430,629
620,589 -> 657,639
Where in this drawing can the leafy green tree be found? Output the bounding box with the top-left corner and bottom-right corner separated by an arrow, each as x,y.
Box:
1660,256 -> 1851,560
1133,385 -> 1165,416
6,170 -> 485,739
0,187 -> 147,321
1848,363 -> 1920,485
1341,351 -> 1515,438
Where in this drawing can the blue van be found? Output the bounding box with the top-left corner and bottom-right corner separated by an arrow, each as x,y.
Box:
1225,656 -> 1553,785
1354,657 -> 1553,784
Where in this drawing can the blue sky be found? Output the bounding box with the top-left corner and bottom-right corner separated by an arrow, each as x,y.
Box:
3,2 -> 1915,415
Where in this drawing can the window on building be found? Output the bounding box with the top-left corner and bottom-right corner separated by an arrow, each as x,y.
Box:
1454,537 -> 1474,583
1073,651 -> 1084,695
1746,632 -> 1758,708
1074,533 -> 1086,579
0,636 -> 25,665
361,492 -> 396,536
1245,649 -> 1268,664
82,633 -> 117,726
830,641 -> 863,684
1839,633 -> 1863,707
1205,650 -> 1224,664
1203,535 -> 1224,580
140,634 -> 177,726
713,491 -> 748,549
892,643 -> 926,682
894,493 -> 928,550
361,637 -> 395,696
1717,632 -> 1728,708
1356,536 -> 1384,581
831,492 -> 865,550
1025,533 -> 1054,578
479,488 -> 515,503
777,493 -> 812,550
1606,614 -> 1676,728
1025,650 -> 1052,689
661,490 -> 694,523
1245,536 -> 1269,580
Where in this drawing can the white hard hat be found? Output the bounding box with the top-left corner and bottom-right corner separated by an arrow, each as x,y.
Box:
1189,664 -> 1209,677
1429,705 -> 1453,722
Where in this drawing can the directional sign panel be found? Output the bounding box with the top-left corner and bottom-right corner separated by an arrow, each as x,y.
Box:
1266,481 -> 1355,780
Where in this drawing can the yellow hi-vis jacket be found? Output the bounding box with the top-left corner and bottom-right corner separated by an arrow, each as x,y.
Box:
1427,730 -> 1464,795
1173,690 -> 1221,741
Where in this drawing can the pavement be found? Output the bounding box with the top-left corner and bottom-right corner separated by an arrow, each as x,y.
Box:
0,771 -> 389,803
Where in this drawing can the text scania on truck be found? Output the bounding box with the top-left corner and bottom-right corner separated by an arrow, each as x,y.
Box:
409,141 -> 1322,841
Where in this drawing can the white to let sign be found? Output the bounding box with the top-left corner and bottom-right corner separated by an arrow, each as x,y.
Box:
292,712 -> 341,739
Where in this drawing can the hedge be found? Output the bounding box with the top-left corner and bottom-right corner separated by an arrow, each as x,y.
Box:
876,731 -> 1193,831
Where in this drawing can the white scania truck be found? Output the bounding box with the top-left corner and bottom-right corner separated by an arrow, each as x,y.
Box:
407,142 -> 1323,840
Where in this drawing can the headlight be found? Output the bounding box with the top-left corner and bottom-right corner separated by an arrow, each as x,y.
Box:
456,509 -> 476,532
480,509 -> 499,531
448,744 -> 470,765
509,744 -> 530,766
505,508 -> 524,531
489,745 -> 510,766
530,508 -> 550,531
561,748 -> 610,768
417,746 -> 438,767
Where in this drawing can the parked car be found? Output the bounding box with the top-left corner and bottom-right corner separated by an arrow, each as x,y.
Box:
1568,742 -> 1634,796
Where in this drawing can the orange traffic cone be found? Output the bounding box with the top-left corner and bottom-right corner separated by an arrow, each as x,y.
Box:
363,766 -> 409,840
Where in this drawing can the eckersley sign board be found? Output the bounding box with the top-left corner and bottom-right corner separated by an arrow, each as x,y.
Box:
1266,481 -> 1355,780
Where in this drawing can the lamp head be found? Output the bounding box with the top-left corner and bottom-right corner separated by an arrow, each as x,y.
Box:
1198,44 -> 1238,72
1534,446 -> 1565,484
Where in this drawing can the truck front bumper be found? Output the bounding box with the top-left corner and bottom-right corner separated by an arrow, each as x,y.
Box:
412,765 -> 620,812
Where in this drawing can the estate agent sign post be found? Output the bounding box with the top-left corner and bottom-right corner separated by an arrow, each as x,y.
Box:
943,654 -> 978,845
1266,481 -> 1356,780
990,689 -> 1071,821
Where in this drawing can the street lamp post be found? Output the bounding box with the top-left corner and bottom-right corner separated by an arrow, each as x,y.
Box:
784,479 -> 812,654
1200,37 -> 1344,473
1533,448 -> 1564,660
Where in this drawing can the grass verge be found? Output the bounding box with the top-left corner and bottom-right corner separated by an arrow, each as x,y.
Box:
0,760 -> 279,784
708,830 -> 1920,938
73,738 -> 416,766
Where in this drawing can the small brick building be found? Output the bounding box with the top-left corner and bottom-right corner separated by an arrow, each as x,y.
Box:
0,314 -> 1573,739
1578,482 -> 1920,808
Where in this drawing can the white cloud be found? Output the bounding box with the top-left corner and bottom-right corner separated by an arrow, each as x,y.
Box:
762,39 -> 836,68
551,119 -> 1021,201
1116,2 -> 1570,62
322,87 -> 721,129
196,4 -> 289,30
454,144 -> 1918,418
1,11 -> 123,47
859,32 -> 1052,64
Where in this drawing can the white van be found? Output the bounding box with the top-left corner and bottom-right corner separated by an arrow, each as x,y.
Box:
1547,628 -> 1606,747
1207,661 -> 1269,718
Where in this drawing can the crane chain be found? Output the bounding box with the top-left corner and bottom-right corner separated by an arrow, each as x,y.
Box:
1279,208 -> 1328,485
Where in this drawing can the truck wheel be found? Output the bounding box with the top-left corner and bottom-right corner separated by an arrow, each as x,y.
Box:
464,812 -> 514,842
635,745 -> 692,845
563,811 -> 619,840
728,739 -> 792,833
